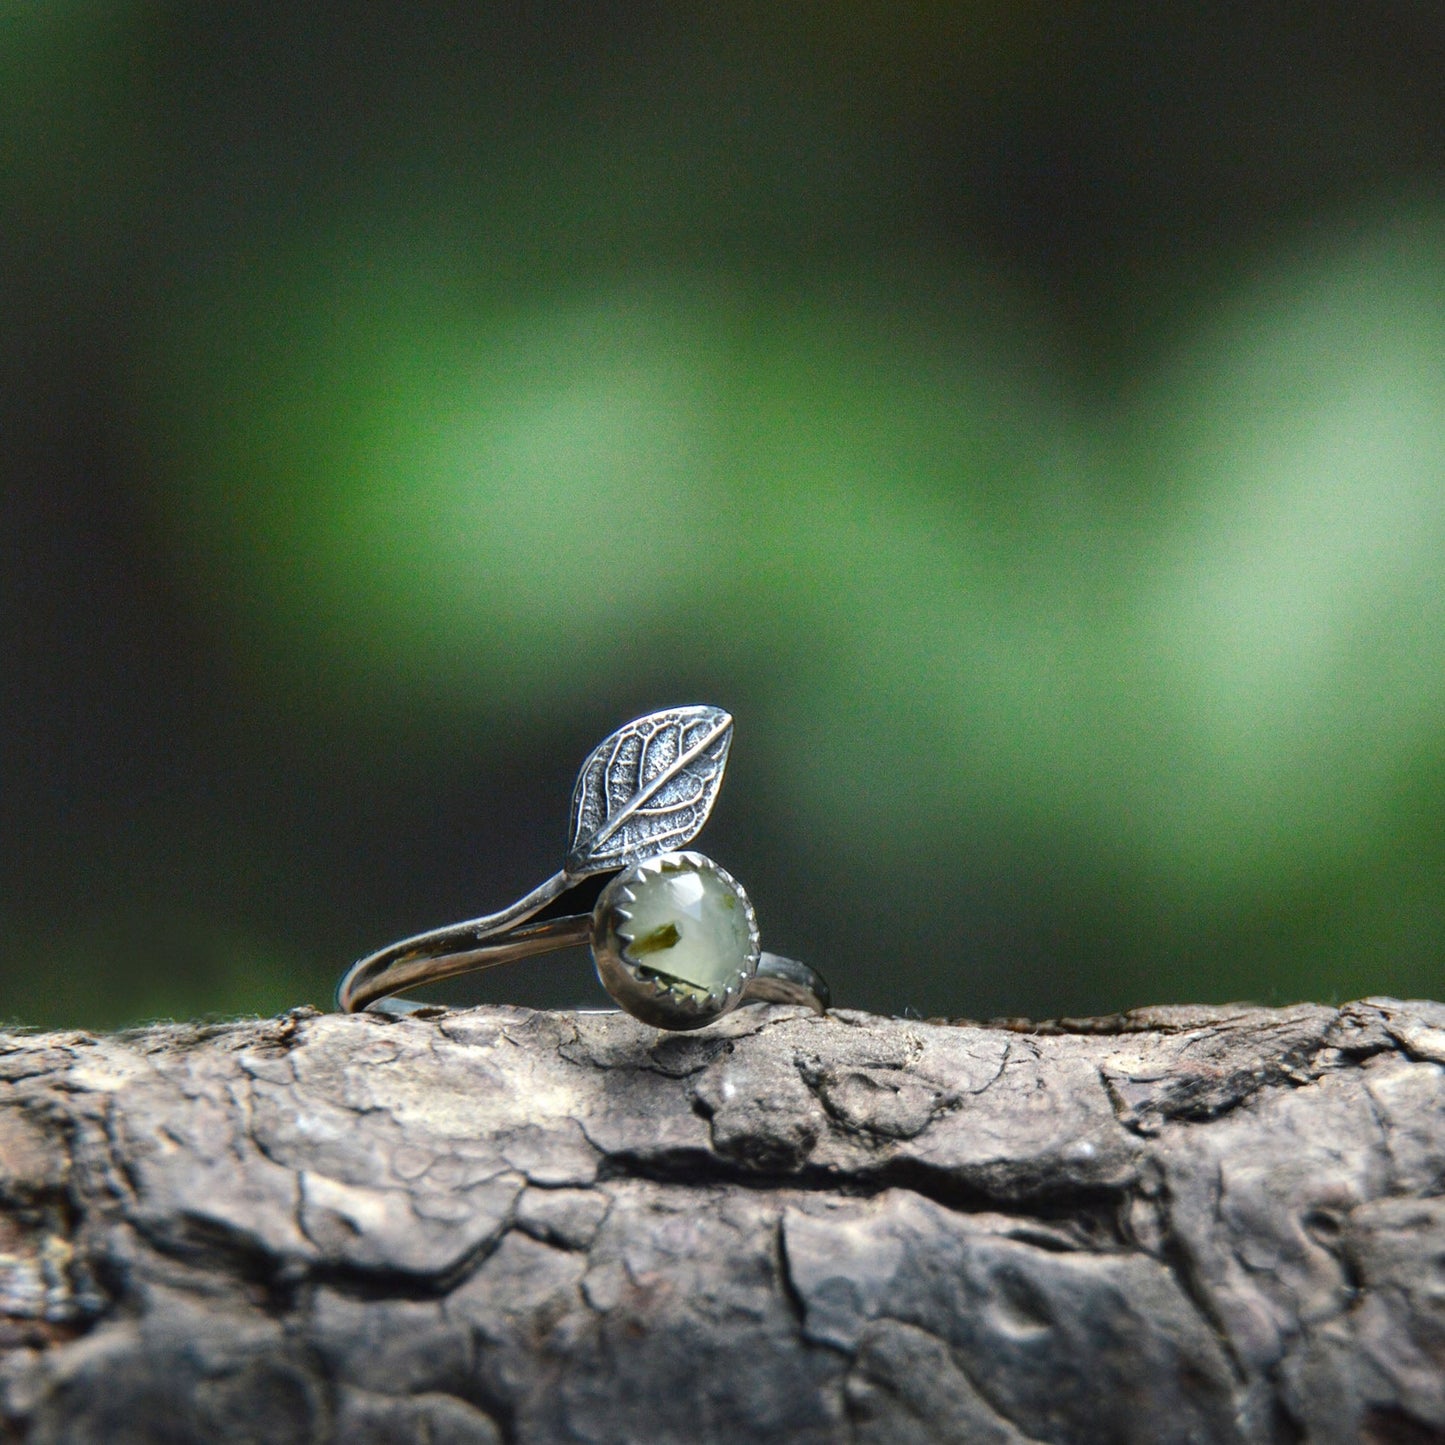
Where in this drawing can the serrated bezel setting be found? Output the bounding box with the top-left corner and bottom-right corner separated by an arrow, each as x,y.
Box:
591,851 -> 761,1030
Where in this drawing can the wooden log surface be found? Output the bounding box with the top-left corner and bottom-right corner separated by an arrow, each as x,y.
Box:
1,997 -> 1443,1443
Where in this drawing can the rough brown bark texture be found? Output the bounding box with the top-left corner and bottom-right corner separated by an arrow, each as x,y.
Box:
1,997 -> 1443,1444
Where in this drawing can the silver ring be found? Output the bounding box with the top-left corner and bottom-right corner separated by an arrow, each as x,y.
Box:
336,706 -> 831,1031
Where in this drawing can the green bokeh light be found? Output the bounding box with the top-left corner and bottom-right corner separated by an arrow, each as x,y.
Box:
11,2 -> 1445,1026
148,206 -> 1445,938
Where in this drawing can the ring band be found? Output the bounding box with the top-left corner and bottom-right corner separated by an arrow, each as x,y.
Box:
336,707 -> 831,1031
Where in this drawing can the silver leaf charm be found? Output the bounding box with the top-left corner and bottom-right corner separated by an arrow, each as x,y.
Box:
566,705 -> 733,876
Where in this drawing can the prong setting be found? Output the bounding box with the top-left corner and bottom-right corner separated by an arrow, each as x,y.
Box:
591,852 -> 760,1030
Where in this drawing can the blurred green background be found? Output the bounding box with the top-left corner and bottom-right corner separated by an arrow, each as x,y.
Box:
4,2 -> 1445,1029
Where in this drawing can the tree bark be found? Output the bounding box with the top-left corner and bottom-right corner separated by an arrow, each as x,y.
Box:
1,997 -> 1443,1444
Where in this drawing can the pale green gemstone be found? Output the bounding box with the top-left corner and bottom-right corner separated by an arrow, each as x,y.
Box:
618,860 -> 753,995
